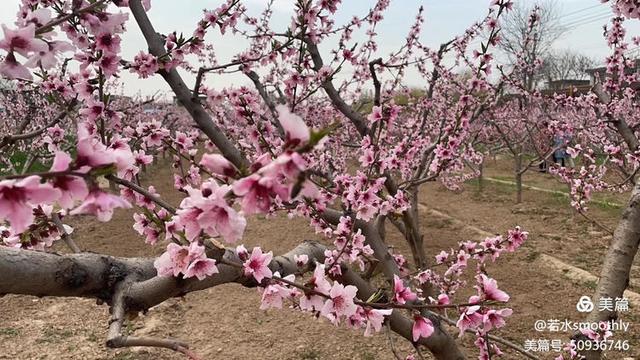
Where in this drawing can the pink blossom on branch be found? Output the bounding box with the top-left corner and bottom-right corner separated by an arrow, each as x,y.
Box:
0,176 -> 60,233
70,191 -> 131,222
0,24 -> 47,57
320,282 -> 359,323
276,105 -> 310,147
412,315 -> 434,341
174,180 -> 246,243
393,274 -> 417,304
243,247 -> 273,283
49,152 -> 89,209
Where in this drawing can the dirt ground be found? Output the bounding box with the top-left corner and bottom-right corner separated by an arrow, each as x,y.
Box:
0,158 -> 638,360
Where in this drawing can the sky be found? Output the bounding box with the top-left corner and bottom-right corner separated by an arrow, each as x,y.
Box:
1,0 -> 639,98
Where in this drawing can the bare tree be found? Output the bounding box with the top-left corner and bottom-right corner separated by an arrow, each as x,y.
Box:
541,49 -> 597,85
499,0 -> 565,90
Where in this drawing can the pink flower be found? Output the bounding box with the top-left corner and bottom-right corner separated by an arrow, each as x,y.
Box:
321,283 -> 358,322
183,257 -> 219,280
233,174 -> 289,214
0,52 -> 31,79
154,243 -> 190,277
0,24 -> 47,57
0,176 -> 60,233
49,152 -> 88,209
363,308 -> 392,336
393,275 -> 417,304
200,153 -> 238,177
75,126 -> 113,169
260,274 -> 296,310
75,126 -> 133,175
506,226 -> 528,251
154,242 -> 218,279
243,247 -> 273,283
483,308 -> 512,331
430,293 -> 450,306
236,244 -> 249,261
435,250 -> 449,264
412,315 -> 434,341
130,51 -> 158,78
94,32 -> 121,54
367,106 -> 383,122
175,180 -> 246,243
300,264 -> 332,312
476,274 -> 509,302
456,305 -> 483,336
276,105 -> 310,147
294,254 -> 309,267
70,191 -> 131,222
24,41 -> 74,69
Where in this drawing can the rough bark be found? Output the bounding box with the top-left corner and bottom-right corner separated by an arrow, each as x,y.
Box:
580,181 -> 640,360
0,241 -> 324,308
515,152 -> 523,204
0,247 -> 154,300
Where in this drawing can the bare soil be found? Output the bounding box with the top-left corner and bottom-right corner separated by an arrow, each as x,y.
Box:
0,158 -> 638,360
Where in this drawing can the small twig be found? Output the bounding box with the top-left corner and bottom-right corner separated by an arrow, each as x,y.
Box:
36,0 -> 109,35
107,286 -> 201,359
485,332 -> 493,359
106,175 -> 177,213
51,213 -> 80,253
369,58 -> 383,107
434,312 -> 540,360
385,322 -> 403,360
107,336 -> 202,360
577,210 -> 614,236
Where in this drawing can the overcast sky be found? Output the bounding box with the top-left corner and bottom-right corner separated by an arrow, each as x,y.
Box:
1,0 -> 639,98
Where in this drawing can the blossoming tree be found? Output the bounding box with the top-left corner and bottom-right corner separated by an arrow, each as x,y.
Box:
0,0 -> 637,359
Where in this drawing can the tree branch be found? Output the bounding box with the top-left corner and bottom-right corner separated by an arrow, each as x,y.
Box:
305,40 -> 370,137
128,0 -> 249,171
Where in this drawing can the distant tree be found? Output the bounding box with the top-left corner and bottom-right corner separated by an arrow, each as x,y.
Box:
541,50 -> 597,84
498,0 -> 565,90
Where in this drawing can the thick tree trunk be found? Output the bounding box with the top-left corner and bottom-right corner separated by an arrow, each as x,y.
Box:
478,160 -> 484,193
580,181 -> 640,359
515,153 -> 523,204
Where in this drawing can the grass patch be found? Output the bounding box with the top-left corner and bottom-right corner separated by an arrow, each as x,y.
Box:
0,327 -> 20,337
361,351 -> 376,360
490,175 -> 514,182
525,251 -> 540,262
584,280 -> 598,290
6,152 -> 49,174
37,326 -> 74,344
295,348 -> 322,360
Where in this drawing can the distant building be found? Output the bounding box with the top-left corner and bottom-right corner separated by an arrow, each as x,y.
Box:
545,79 -> 590,91
586,58 -> 640,90
540,79 -> 591,97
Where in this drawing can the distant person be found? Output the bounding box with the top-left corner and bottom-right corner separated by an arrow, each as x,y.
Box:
538,158 -> 548,172
552,132 -> 572,167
